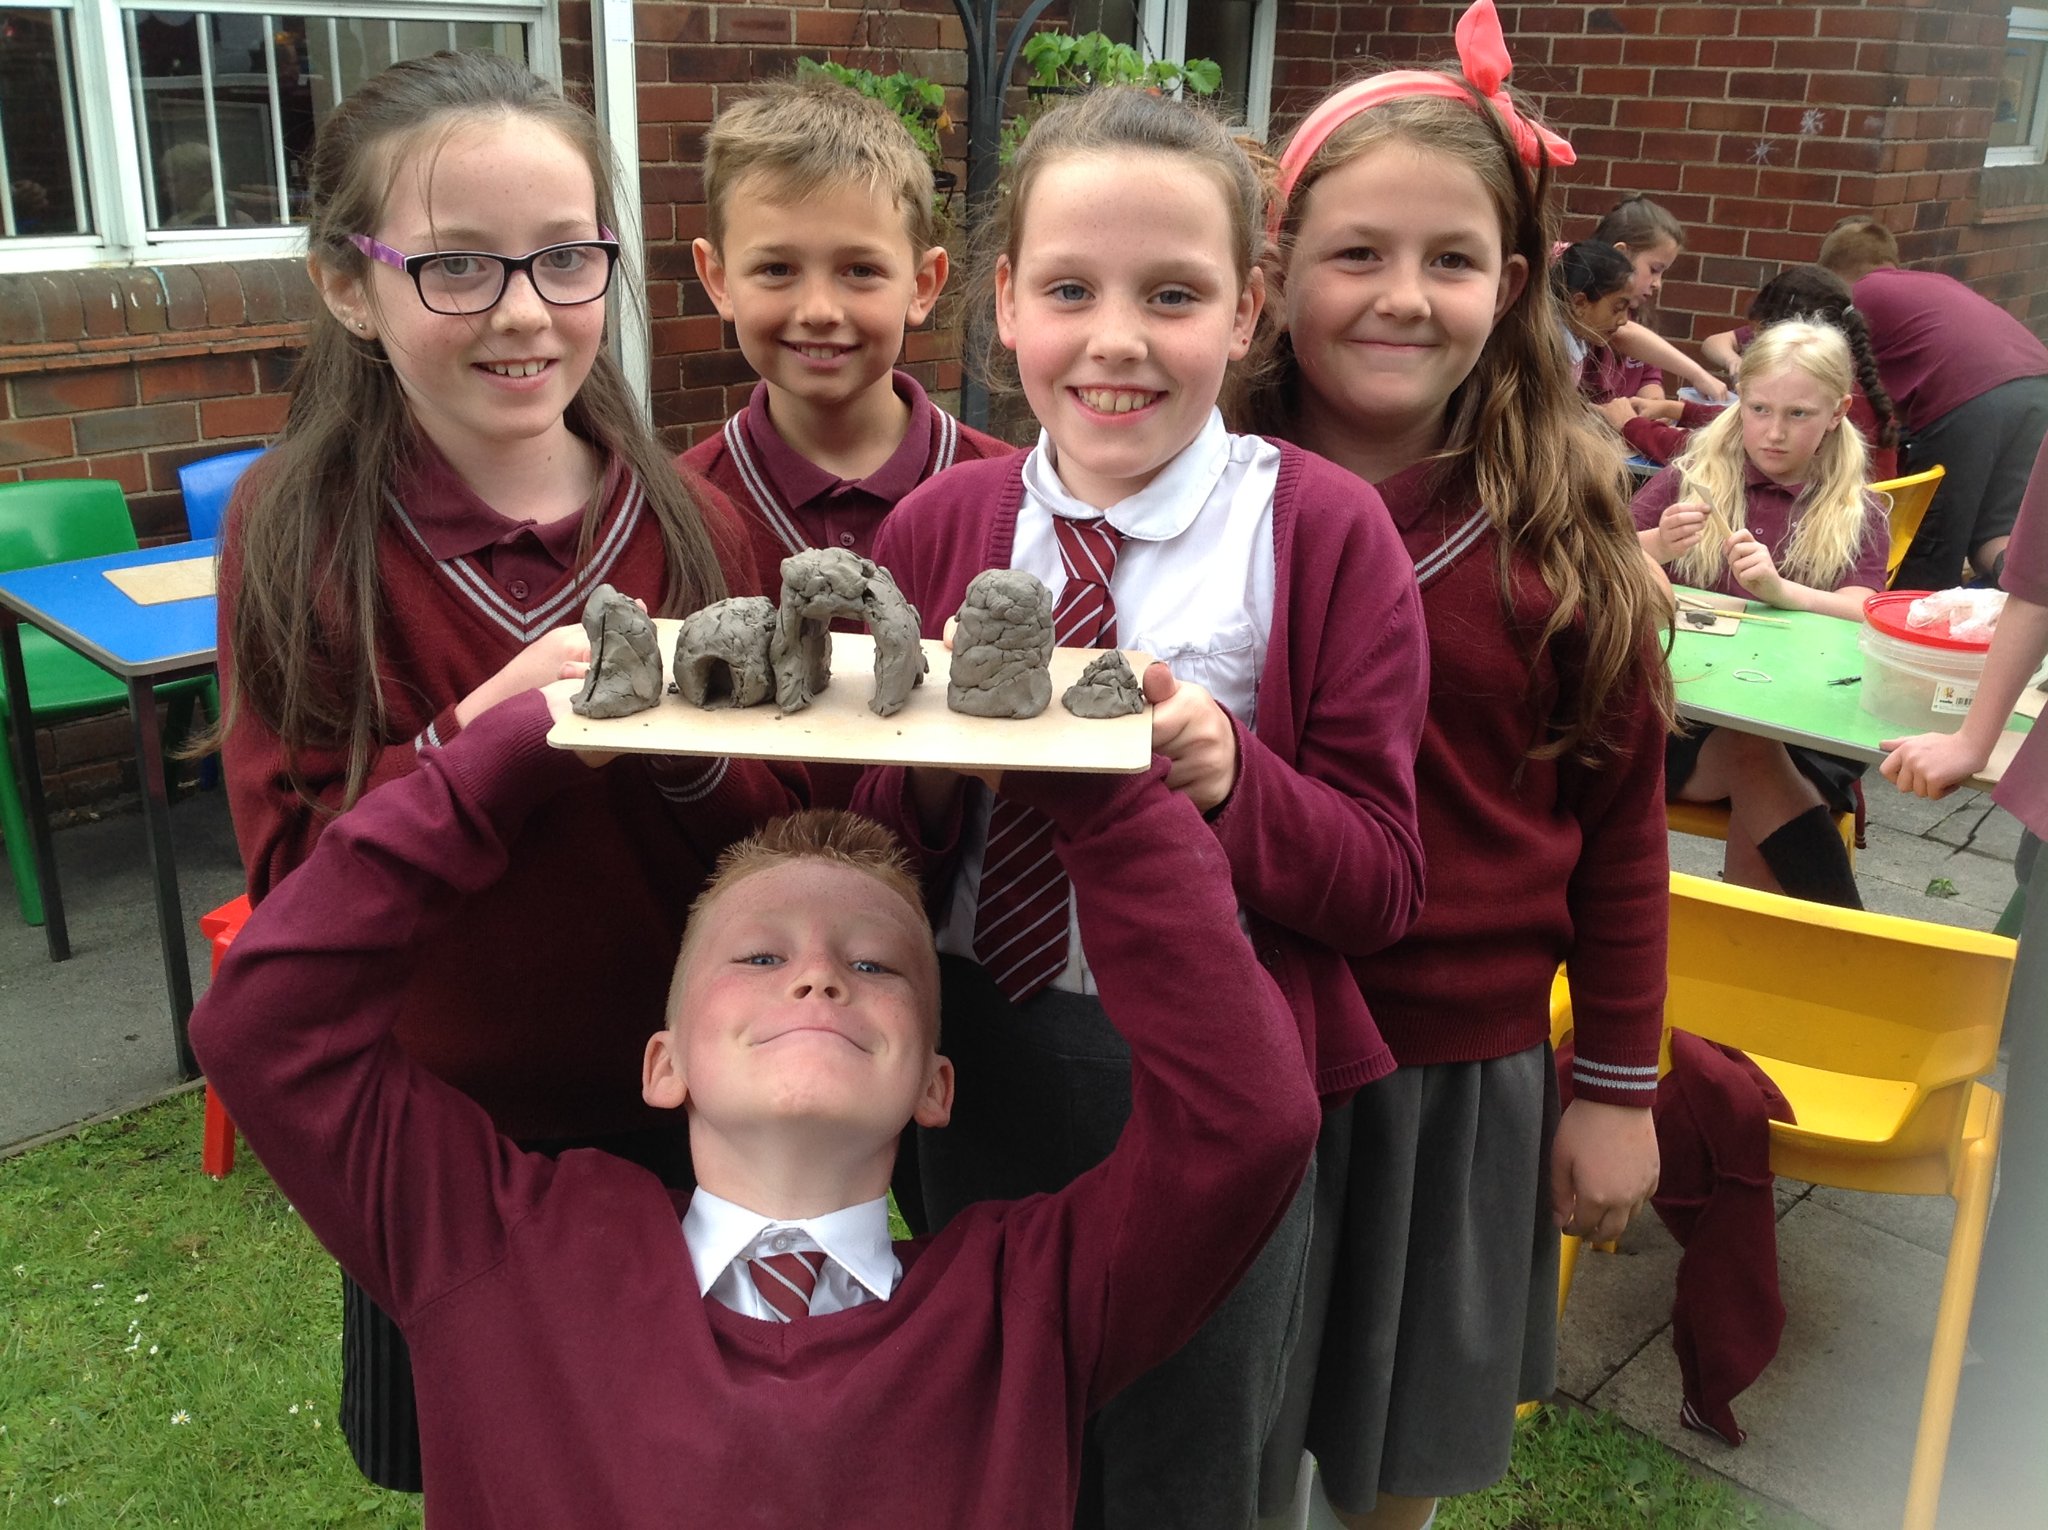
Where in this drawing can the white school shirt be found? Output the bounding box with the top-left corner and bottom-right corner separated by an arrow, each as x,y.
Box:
684,1189 -> 900,1320
935,408 -> 1280,996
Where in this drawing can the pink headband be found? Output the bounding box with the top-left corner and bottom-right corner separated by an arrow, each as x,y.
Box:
1268,0 -> 1575,240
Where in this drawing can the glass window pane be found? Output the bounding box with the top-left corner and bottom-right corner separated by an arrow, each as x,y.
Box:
0,7 -> 92,236
1067,2 -> 1138,48
1184,1 -> 1256,117
1992,39 -> 2046,151
126,9 -> 529,233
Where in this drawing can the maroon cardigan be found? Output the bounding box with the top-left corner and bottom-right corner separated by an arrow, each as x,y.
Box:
190,696 -> 1319,1529
855,444 -> 1429,1101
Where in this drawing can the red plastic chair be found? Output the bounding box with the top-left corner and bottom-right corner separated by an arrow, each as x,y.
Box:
198,893 -> 251,1177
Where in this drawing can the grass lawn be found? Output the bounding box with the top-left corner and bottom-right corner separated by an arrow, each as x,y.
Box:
3,1093 -> 1814,1528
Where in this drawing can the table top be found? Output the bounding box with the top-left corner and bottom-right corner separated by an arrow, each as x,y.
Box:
1667,589 -> 2030,789
0,539 -> 218,678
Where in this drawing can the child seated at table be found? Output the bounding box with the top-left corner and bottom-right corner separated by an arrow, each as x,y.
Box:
1561,241 -> 1726,463
1698,264 -> 1901,478
1632,319 -> 1889,908
187,692 -> 1319,1529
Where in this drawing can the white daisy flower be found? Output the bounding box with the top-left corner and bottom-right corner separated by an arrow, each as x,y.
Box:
170,1410 -> 190,1426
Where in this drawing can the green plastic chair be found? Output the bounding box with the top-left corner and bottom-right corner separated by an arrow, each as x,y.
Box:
0,479 -> 219,926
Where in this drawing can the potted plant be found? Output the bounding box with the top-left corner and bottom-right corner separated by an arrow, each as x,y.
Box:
1003,31 -> 1223,159
796,58 -> 957,198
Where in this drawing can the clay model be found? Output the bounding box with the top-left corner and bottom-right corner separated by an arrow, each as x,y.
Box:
948,569 -> 1055,719
571,583 -> 664,718
769,547 -> 928,717
1062,649 -> 1145,719
672,596 -> 776,709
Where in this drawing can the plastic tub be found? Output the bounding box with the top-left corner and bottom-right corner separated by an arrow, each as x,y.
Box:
1858,591 -> 1993,734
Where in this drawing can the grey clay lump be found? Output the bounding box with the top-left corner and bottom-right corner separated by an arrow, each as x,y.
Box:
949,569 -> 1055,719
769,547 -> 928,717
673,596 -> 776,708
1062,650 -> 1144,718
571,583 -> 664,718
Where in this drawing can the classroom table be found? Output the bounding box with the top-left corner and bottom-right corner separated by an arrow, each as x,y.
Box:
1667,590 -> 2031,791
0,539 -> 218,1077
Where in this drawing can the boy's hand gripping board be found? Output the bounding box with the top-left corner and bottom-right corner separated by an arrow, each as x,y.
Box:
545,625 -> 1153,774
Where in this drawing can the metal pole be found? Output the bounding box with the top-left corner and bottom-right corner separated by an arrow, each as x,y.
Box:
951,0 -> 1060,431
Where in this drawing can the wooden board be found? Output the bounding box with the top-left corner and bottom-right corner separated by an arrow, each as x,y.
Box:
103,557 -> 215,605
546,623 -> 1152,773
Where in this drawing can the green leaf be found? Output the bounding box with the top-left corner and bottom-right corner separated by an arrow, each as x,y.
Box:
1182,57 -> 1224,95
1926,876 -> 1960,899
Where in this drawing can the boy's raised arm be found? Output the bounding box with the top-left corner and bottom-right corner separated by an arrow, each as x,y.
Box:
994,765 -> 1321,1410
190,694 -> 593,1319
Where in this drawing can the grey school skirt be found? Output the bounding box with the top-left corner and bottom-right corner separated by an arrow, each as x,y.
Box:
1257,1043 -> 1558,1516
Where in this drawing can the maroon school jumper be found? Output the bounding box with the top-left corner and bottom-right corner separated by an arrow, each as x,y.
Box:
679,371 -> 1012,806
1852,268 -> 2048,432
1580,342 -> 1663,404
1630,463 -> 1891,602
190,696 -> 1321,1530
1359,461 -> 1667,1101
217,442 -> 804,1141
855,445 -> 1428,1101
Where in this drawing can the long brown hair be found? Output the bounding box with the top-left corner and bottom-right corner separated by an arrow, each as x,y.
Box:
1748,264 -> 1900,450
221,50 -> 726,806
1241,84 -> 1675,762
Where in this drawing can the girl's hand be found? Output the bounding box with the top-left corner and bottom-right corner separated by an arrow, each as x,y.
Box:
1550,1098 -> 1659,1242
1634,397 -> 1685,421
1595,398 -> 1638,431
1725,528 -> 1787,603
1650,498 -> 1709,563
1144,662 -> 1238,813
1881,731 -> 1991,800
1688,373 -> 1732,404
457,625 -> 593,727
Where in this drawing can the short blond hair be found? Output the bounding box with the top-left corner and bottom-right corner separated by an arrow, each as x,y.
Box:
703,75 -> 937,252
1817,217 -> 1898,281
668,810 -> 938,1038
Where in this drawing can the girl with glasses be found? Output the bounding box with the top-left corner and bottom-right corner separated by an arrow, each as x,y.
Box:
213,49 -> 803,1494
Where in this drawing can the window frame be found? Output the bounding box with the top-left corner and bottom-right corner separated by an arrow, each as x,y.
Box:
1134,0 -> 1278,139
1988,6 -> 2048,168
0,0 -> 557,274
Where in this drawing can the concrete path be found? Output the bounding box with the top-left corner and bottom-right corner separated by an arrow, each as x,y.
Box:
2,775 -> 2035,1527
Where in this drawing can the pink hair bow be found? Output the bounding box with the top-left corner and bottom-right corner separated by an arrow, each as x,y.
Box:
1269,0 -> 1575,239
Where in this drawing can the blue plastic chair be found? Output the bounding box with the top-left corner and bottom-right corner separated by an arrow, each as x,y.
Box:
0,480 -> 219,925
177,447 -> 265,541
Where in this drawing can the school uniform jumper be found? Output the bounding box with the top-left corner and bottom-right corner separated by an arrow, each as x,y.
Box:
1261,460 -> 1670,1515
217,439 -> 804,1486
1852,267 -> 2048,587
189,694 -> 1323,1530
1632,462 -> 1889,813
855,426 -> 1428,1528
679,371 -> 1012,808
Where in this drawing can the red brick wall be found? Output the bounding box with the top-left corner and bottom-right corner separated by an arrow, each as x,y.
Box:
1266,2 -> 2048,349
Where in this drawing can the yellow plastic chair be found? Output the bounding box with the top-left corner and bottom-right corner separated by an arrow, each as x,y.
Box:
1557,872 -> 2012,1530
1665,798 -> 1855,862
1870,465 -> 1947,588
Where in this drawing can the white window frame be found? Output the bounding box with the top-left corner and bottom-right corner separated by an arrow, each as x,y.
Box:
1988,6 -> 2048,168
0,0 -> 558,274
1134,0 -> 1278,140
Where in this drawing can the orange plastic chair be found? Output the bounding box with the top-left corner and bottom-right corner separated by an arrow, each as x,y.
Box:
1870,466 -> 1947,588
197,893 -> 251,1177
1555,872 -> 2012,1530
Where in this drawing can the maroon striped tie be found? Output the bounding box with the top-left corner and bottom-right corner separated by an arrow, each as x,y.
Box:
973,515 -> 1125,1003
748,1249 -> 822,1321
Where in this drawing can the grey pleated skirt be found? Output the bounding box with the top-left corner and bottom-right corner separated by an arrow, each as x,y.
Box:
1257,1043 -> 1559,1516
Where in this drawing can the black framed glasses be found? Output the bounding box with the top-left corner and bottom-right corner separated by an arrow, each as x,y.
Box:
348,228 -> 621,315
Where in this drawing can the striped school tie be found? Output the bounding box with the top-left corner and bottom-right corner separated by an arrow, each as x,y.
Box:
973,514 -> 1125,1004
747,1249 -> 823,1321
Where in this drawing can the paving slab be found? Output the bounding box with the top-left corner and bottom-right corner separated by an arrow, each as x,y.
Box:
1586,1197 -> 1944,1530
0,786 -> 242,1151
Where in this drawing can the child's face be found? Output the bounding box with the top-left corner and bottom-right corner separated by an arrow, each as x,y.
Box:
1740,365 -> 1850,486
1620,237 -> 1680,308
1281,144 -> 1526,457
995,152 -> 1261,509
1571,286 -> 1634,343
694,175 -> 945,423
315,116 -> 605,470
644,859 -> 949,1151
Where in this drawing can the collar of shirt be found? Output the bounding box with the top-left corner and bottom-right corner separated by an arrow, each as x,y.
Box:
682,1188 -> 901,1303
741,371 -> 936,513
1024,408 -> 1232,542
1742,456 -> 1804,503
392,434 -> 617,569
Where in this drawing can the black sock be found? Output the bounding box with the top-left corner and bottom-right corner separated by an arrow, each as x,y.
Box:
1755,805 -> 1863,909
